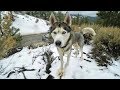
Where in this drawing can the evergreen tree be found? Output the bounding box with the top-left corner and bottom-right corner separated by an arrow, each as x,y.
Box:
56,11 -> 64,22
96,11 -> 120,27
0,11 -> 22,59
26,11 -> 54,20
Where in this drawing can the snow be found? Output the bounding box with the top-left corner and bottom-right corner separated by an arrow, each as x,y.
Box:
12,14 -> 50,35
0,47 -> 49,79
1,11 -> 50,35
0,44 -> 120,79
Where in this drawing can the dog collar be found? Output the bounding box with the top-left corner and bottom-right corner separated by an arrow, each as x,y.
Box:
61,32 -> 72,49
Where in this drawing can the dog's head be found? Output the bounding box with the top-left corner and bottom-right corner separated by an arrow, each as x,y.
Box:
49,12 -> 72,48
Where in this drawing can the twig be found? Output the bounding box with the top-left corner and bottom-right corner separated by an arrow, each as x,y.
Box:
7,66 -> 35,78
84,59 -> 91,62
32,52 -> 42,65
21,72 -> 26,79
37,69 -> 41,79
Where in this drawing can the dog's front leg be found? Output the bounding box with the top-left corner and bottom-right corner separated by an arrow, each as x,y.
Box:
57,55 -> 64,78
64,49 -> 71,70
57,48 -> 64,78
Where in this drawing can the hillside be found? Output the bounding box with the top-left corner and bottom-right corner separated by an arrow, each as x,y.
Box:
11,13 -> 50,35
71,14 -> 97,22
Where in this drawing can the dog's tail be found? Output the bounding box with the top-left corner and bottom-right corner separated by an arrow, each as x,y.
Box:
80,27 -> 96,36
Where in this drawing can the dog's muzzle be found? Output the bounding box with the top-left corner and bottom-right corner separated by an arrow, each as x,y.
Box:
55,40 -> 61,47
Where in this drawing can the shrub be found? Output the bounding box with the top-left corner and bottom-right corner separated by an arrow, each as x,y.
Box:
0,35 -> 16,59
41,49 -> 56,74
0,11 -> 22,60
91,27 -> 120,66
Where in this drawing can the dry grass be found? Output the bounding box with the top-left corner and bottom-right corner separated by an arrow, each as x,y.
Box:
71,24 -> 101,33
80,24 -> 101,33
91,25 -> 120,66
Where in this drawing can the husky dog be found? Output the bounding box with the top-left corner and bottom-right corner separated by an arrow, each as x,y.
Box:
49,13 -> 96,78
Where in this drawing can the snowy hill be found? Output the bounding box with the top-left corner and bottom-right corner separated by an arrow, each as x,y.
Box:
0,12 -> 120,79
11,13 -> 50,35
1,11 -> 50,35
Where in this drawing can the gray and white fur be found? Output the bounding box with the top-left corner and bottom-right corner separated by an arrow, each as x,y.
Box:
49,12 -> 94,78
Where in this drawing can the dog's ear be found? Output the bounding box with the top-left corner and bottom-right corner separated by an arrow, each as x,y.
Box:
49,13 -> 57,26
64,12 -> 72,26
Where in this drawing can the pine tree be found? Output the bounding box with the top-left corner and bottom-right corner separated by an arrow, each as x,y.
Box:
0,11 -> 22,59
96,11 -> 120,27
26,11 -> 54,20
56,11 -> 64,22
76,14 -> 80,25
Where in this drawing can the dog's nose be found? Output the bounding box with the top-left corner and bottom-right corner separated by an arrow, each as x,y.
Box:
55,41 -> 61,46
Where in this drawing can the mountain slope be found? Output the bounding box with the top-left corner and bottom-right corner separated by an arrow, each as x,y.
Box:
12,13 -> 50,35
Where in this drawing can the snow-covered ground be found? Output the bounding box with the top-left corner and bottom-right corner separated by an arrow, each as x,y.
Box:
0,44 -> 120,79
1,11 -> 50,35
12,14 -> 50,35
0,12 -> 120,79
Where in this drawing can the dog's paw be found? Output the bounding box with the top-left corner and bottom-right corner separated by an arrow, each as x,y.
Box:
57,68 -> 64,78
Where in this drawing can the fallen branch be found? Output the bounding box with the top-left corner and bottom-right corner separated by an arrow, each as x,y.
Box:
84,59 -> 91,62
7,67 -> 35,78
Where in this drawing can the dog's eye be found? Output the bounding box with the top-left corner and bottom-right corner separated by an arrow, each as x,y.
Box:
62,31 -> 66,34
53,32 -> 57,34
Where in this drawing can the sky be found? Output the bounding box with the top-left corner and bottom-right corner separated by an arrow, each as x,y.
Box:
0,11 -> 98,17
62,11 -> 98,17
